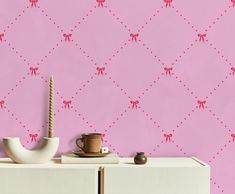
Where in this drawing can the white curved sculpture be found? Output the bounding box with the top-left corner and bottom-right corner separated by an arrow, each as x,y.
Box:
3,137 -> 59,164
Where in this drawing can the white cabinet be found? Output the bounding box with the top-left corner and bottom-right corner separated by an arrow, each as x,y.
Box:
0,159 -> 98,194
102,157 -> 210,194
0,157 -> 210,194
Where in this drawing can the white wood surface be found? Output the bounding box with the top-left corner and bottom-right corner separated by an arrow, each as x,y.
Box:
103,157 -> 210,194
0,158 -> 98,194
0,157 -> 210,194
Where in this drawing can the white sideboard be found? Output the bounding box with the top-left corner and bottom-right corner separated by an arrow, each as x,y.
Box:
0,157 -> 210,194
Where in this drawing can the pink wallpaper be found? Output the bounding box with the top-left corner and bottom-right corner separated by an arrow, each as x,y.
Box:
0,0 -> 235,193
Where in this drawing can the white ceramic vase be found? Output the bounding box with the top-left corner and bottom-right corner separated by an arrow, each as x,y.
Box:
3,137 -> 59,164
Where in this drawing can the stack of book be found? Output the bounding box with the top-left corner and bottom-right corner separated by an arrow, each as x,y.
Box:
61,153 -> 119,164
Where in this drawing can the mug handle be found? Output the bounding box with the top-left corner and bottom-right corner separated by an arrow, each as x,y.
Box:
76,138 -> 84,151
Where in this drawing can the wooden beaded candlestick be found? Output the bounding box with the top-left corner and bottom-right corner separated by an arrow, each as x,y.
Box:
48,76 -> 54,138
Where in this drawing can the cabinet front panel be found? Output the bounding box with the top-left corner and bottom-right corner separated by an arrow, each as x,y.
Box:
0,168 -> 98,194
104,167 -> 210,194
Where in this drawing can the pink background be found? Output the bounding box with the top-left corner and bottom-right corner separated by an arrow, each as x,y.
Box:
0,0 -> 235,193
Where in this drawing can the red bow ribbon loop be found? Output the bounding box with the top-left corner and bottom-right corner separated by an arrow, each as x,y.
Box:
164,67 -> 173,76
96,67 -> 105,75
231,134 -> 235,142
130,100 -> 139,109
0,33 -> 4,42
29,0 -> 38,7
0,100 -> 5,108
164,133 -> 172,142
63,100 -> 72,108
29,133 -> 38,142
29,67 -> 38,75
130,33 -> 139,42
198,33 -> 206,42
197,100 -> 206,109
164,0 -> 172,7
63,33 -> 72,42
231,67 -> 235,75
232,0 -> 235,6
97,0 -> 105,7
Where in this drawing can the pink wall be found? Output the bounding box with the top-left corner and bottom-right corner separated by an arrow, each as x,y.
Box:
0,0 -> 235,193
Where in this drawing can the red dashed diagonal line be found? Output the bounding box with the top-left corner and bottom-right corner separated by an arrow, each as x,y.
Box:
105,41 -> 129,65
54,89 -> 65,113
74,42 -> 99,66
148,144 -> 161,156
73,74 -> 95,98
206,74 -> 230,98
38,6 -> 64,33
206,5 -> 233,32
140,108 -> 162,130
3,75 -> 27,100
209,139 -> 232,164
174,41 -> 196,64
104,6 -> 131,33
39,75 -> 49,84
172,74 -> 198,99
6,108 -> 27,130
39,41 -> 62,64
141,41 -> 165,65
211,178 -> 225,193
3,40 -> 31,66
105,107 -> 130,132
73,108 -> 95,129
2,6 -> 29,33
71,6 -> 97,32
175,109 -> 196,129
208,41 -> 233,67
174,141 -> 187,155
173,8 -> 199,33
106,73 -> 132,99
207,108 -> 232,133
137,8 -> 162,33
138,75 -> 161,99
103,141 -> 120,156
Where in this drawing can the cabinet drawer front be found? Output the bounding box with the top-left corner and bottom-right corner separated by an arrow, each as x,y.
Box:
104,167 -> 210,194
0,168 -> 98,194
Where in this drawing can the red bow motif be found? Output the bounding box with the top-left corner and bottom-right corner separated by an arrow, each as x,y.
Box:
63,100 -> 72,109
164,67 -> 173,76
29,67 -> 38,75
198,33 -> 206,42
130,33 -> 139,42
197,100 -> 206,109
232,0 -> 235,6
164,133 -> 172,142
0,100 -> 5,109
96,67 -> 105,75
29,0 -> 38,7
29,133 -> 38,142
231,67 -> 235,75
231,134 -> 235,142
164,0 -> 172,7
0,33 -> 4,42
97,0 -> 105,7
63,33 -> 72,42
130,100 -> 139,109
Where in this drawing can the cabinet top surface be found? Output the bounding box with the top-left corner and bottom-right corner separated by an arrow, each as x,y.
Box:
0,157 -> 208,168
